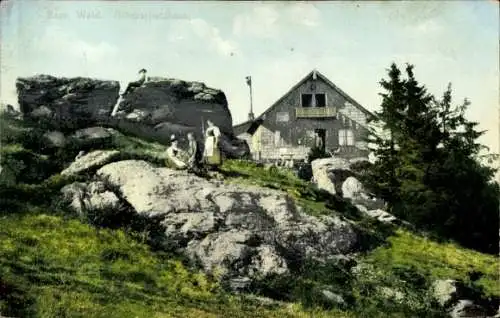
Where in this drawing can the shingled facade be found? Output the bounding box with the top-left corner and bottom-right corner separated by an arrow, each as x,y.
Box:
234,69 -> 375,161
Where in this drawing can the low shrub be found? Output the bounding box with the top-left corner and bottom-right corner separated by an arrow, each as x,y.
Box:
307,146 -> 331,163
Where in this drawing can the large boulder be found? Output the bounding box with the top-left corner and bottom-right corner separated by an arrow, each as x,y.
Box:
431,279 -> 500,318
311,157 -> 352,195
116,78 -> 231,132
341,176 -> 365,200
61,181 -> 121,216
81,160 -> 357,283
449,300 -> 489,318
111,77 -> 249,159
15,74 -> 249,158
16,75 -> 120,130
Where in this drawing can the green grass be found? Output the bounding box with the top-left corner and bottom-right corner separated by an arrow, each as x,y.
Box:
109,133 -> 167,166
0,213 -> 353,318
1,116 -> 498,317
220,160 -> 360,218
364,229 -> 500,298
219,159 -> 499,315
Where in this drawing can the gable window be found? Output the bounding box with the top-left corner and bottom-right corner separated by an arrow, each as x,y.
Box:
301,93 -> 326,108
276,112 -> 290,122
315,94 -> 326,107
339,129 -> 355,146
301,94 -> 313,107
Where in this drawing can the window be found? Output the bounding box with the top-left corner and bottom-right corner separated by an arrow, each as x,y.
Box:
301,93 -> 326,108
274,130 -> 281,147
315,94 -> 326,107
301,94 -> 313,107
276,112 -> 290,122
339,129 -> 355,146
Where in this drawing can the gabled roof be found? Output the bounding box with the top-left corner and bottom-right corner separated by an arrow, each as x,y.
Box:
240,69 -> 376,124
313,70 -> 376,119
233,120 -> 253,136
233,69 -> 377,134
233,118 -> 264,136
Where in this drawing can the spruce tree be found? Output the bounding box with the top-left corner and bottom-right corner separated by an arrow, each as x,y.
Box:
428,89 -> 499,253
363,63 -> 499,254
366,63 -> 407,209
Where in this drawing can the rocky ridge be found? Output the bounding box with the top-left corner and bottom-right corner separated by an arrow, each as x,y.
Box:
16,74 -> 249,158
61,156 -> 358,289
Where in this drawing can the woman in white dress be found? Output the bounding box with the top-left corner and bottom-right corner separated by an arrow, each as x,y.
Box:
203,120 -> 222,168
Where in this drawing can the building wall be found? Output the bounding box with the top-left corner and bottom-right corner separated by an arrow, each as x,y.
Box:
257,76 -> 369,157
237,132 -> 253,151
236,74 -> 372,161
249,124 -> 311,160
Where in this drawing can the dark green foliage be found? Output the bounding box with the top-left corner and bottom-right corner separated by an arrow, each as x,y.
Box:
0,275 -> 37,317
363,63 -> 500,254
307,146 -> 330,163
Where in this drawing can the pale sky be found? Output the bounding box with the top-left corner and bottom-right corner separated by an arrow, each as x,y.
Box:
1,0 -> 499,156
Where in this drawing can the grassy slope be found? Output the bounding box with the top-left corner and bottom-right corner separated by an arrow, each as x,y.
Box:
0,116 -> 351,317
219,160 -> 499,299
0,214 -> 350,318
365,229 -> 499,297
1,116 -> 498,317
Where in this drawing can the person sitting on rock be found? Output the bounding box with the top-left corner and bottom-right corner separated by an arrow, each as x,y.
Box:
121,68 -> 147,96
165,135 -> 188,170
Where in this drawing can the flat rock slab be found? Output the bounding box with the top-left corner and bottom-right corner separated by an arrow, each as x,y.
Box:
61,150 -> 120,176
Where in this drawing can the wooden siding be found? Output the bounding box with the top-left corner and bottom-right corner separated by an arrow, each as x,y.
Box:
295,106 -> 337,118
238,70 -> 371,160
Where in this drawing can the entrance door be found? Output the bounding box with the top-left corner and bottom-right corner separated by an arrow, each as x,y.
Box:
314,129 -> 326,151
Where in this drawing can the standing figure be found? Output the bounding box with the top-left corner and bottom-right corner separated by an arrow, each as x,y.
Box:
314,131 -> 324,151
203,120 -> 222,169
165,135 -> 188,170
186,132 -> 202,171
121,68 -> 147,96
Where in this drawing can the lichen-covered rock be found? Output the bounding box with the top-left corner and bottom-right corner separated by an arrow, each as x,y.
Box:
432,279 -> 458,307
16,75 -> 119,129
61,150 -> 120,176
355,206 -> 397,224
31,105 -> 53,119
61,181 -> 120,216
94,159 -> 357,281
116,77 -> 231,132
341,176 -> 365,199
43,131 -> 66,148
311,157 -> 352,195
71,126 -> 111,140
125,109 -> 151,122
450,299 -> 489,318
112,77 -> 249,159
16,74 -> 248,158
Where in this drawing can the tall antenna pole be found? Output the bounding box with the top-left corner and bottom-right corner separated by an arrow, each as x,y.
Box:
246,76 -> 254,121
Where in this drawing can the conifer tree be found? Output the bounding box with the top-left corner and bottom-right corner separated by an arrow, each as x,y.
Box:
427,88 -> 499,253
366,63 -> 407,208
363,63 -> 499,254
